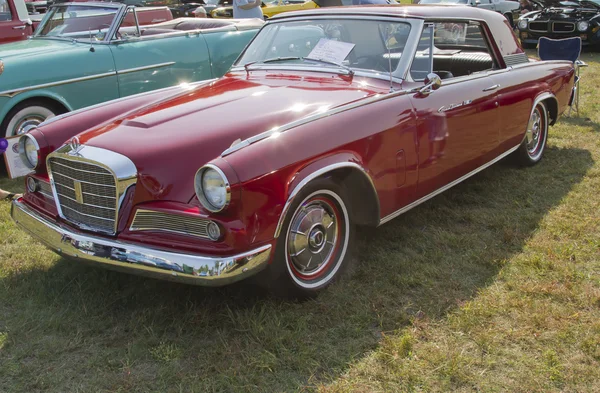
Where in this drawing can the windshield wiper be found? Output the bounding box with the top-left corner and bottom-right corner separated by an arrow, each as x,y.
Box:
243,57 -> 302,72
242,56 -> 354,76
304,57 -> 354,76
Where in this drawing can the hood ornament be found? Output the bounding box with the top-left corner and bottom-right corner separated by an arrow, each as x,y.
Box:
68,136 -> 83,155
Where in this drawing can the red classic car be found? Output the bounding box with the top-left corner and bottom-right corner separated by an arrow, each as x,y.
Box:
0,0 -> 33,43
11,5 -> 574,297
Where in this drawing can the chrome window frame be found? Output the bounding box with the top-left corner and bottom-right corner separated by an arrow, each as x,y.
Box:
230,15 -> 425,84
33,2 -> 126,44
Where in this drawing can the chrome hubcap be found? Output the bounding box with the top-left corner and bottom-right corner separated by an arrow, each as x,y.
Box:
526,109 -> 542,155
15,115 -> 45,135
287,201 -> 338,277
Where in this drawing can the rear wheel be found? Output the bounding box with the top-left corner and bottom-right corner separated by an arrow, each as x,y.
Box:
514,102 -> 548,166
257,179 -> 354,298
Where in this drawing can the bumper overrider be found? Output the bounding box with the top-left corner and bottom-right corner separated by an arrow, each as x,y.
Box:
11,199 -> 272,286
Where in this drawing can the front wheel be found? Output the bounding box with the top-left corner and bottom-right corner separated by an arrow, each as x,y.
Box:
514,101 -> 548,166
257,180 -> 354,298
1,101 -> 60,137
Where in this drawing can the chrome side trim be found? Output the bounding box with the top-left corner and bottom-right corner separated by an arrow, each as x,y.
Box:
0,71 -> 117,98
11,199 -> 271,287
273,162 -> 377,239
117,62 -> 176,75
378,144 -> 521,226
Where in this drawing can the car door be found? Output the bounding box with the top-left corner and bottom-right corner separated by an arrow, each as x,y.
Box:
0,0 -> 31,44
407,21 -> 501,199
109,8 -> 213,98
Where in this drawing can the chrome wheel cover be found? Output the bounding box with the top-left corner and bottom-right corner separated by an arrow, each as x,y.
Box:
6,106 -> 56,137
525,105 -> 546,160
287,199 -> 338,277
284,189 -> 350,289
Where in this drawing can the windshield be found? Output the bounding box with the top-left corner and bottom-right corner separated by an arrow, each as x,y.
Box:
235,19 -> 412,74
35,5 -> 119,42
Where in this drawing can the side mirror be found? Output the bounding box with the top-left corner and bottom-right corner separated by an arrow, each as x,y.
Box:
474,0 -> 481,5
418,73 -> 442,96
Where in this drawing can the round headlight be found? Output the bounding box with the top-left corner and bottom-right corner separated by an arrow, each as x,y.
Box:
195,165 -> 230,212
19,134 -> 40,169
577,21 -> 589,31
518,19 -> 528,30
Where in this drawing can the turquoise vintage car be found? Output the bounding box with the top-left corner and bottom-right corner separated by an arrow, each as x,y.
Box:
0,2 -> 262,136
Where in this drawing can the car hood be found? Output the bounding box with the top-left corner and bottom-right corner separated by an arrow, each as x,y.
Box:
0,38 -> 83,60
78,72 -> 388,202
531,0 -> 600,9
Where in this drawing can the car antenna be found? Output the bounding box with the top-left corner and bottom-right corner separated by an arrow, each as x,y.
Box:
89,28 -> 95,52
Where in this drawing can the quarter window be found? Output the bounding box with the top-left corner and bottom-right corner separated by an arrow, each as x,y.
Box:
409,21 -> 498,81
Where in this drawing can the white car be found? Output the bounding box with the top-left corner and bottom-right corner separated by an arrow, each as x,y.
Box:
419,0 -> 521,27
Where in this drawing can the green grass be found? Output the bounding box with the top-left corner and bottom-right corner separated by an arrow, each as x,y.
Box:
1,51 -> 600,392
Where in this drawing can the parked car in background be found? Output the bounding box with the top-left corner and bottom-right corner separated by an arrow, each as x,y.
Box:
24,0 -> 49,14
11,6 -> 574,297
419,0 -> 520,26
203,0 -> 231,16
0,2 -> 262,136
0,0 -> 34,43
517,0 -> 600,48
51,0 -> 208,18
210,0 -> 349,19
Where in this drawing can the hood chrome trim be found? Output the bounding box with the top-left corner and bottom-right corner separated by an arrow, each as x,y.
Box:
221,87 -> 413,157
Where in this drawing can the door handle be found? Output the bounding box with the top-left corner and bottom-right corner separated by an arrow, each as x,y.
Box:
13,25 -> 27,30
483,84 -> 500,91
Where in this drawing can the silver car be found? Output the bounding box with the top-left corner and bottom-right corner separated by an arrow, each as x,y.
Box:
419,0 -> 521,27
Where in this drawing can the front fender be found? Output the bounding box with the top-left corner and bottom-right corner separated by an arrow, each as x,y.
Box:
0,89 -> 73,125
273,153 -> 378,238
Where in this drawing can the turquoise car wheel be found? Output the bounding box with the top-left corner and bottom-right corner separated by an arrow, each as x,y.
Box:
2,102 -> 58,137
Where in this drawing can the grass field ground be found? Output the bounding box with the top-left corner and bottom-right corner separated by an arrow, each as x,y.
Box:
1,51 -> 599,392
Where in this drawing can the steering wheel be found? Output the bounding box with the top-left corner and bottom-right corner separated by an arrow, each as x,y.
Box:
352,55 -> 390,72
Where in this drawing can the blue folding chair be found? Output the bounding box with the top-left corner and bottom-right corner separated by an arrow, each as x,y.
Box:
538,37 -> 587,116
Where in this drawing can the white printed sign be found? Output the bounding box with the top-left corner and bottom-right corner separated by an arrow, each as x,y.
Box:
3,135 -> 33,179
306,38 -> 355,65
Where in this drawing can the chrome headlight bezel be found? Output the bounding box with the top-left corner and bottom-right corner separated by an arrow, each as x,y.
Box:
19,133 -> 40,169
518,19 -> 528,30
577,21 -> 589,32
194,164 -> 231,213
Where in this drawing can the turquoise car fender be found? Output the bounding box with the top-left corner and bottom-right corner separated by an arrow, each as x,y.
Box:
0,90 -> 74,125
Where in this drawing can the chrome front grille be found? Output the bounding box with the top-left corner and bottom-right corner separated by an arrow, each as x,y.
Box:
48,157 -> 117,234
130,210 -> 212,240
552,22 -> 575,33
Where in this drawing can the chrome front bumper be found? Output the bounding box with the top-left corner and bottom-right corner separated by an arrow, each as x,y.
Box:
11,199 -> 271,286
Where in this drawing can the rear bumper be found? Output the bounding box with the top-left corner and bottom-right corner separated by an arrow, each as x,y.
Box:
11,199 -> 271,286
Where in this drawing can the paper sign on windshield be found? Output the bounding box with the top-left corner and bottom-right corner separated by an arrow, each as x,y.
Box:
306,39 -> 355,65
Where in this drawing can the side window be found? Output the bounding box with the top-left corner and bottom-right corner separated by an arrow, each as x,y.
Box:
116,8 -> 140,40
410,21 -> 498,81
0,0 -> 12,22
